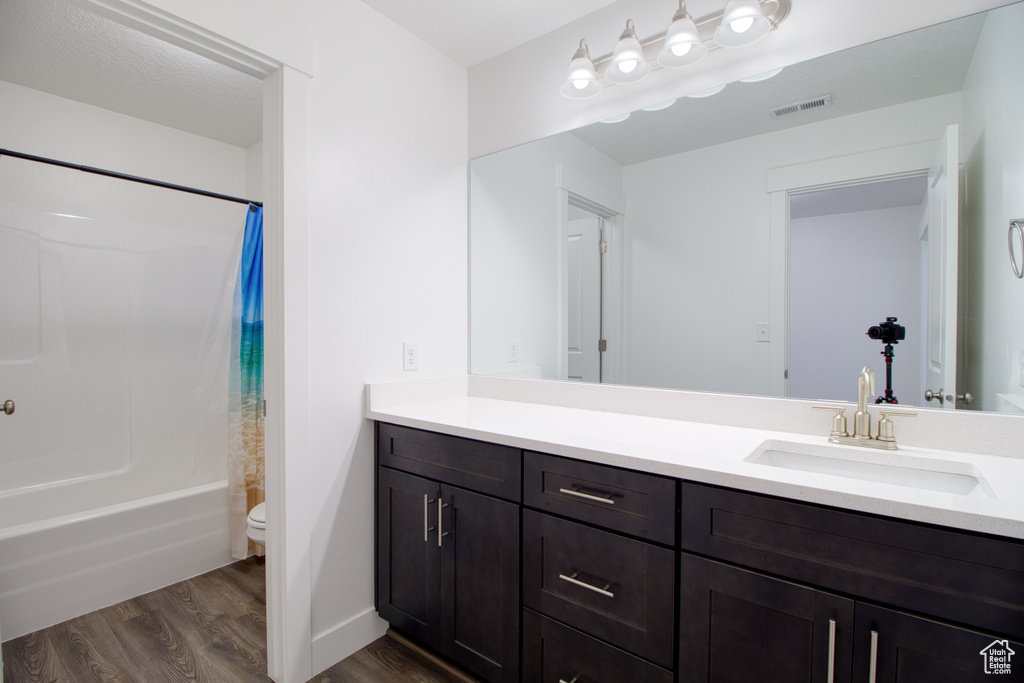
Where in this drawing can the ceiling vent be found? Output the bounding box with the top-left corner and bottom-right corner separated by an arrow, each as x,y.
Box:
770,94 -> 833,119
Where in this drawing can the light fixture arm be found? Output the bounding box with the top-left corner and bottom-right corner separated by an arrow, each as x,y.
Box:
589,0 -> 790,82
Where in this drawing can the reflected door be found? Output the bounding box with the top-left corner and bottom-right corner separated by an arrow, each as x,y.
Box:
924,124 -> 959,409
567,217 -> 602,382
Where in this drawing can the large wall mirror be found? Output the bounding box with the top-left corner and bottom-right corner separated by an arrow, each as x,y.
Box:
470,2 -> 1024,415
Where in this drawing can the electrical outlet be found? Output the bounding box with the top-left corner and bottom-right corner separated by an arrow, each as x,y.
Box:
756,323 -> 770,343
403,342 -> 418,371
508,339 -> 519,363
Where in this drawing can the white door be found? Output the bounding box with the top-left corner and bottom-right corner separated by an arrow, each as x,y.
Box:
924,124 -> 959,409
567,217 -> 602,382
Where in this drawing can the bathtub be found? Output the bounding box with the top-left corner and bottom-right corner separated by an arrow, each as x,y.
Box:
0,477 -> 232,641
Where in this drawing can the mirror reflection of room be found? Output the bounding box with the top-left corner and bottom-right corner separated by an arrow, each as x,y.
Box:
470,4 -> 1024,415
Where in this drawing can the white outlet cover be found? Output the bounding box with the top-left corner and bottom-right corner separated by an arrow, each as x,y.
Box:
403,342 -> 418,371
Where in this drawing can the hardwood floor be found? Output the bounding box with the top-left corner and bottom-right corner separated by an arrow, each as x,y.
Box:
2,558 -> 474,683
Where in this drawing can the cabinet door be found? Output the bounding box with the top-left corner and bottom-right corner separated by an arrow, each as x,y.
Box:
377,467 -> 441,649
680,554 -> 854,683
854,604 -> 1024,682
438,484 -> 520,683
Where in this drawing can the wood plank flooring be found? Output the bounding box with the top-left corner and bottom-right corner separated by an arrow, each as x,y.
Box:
2,558 -> 474,683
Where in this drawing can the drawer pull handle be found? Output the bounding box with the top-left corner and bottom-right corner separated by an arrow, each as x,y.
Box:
559,487 -> 615,505
559,677 -> 579,683
558,571 -> 615,598
423,495 -> 435,542
868,630 -> 878,683
827,619 -> 836,683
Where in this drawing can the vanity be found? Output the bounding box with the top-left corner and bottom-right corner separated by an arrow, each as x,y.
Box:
370,376 -> 1024,683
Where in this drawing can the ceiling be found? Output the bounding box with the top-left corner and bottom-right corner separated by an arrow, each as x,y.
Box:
568,12 -> 986,166
0,0 -> 263,148
357,0 -> 620,68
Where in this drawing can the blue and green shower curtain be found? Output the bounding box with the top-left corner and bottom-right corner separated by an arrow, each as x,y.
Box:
229,204 -> 264,559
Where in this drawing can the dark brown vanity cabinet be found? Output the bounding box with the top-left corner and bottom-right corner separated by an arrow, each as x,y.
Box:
679,482 -> 1024,683
375,422 -> 1024,683
376,424 -> 521,683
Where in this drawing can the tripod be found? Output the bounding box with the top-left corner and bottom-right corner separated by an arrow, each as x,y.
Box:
874,343 -> 899,404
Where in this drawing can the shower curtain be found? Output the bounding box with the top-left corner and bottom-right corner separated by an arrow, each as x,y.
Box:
229,204 -> 264,559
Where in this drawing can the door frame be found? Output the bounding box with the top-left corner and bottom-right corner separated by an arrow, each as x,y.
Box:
76,3 -> 311,681
766,141 -> 938,398
555,165 -> 625,385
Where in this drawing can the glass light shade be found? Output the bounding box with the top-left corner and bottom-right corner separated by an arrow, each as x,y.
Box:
600,112 -> 631,123
607,20 -> 650,84
641,99 -> 677,112
687,84 -> 726,98
739,67 -> 783,82
560,40 -> 602,99
714,0 -> 770,48
658,7 -> 706,68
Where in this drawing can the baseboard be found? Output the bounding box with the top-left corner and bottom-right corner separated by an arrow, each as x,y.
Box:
309,606 -> 388,676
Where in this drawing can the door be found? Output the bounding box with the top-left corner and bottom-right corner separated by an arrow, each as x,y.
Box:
924,124 -> 959,409
439,484 -> 520,683
679,554 -> 855,683
376,467 -> 441,649
854,604 -> 1024,681
567,216 -> 602,382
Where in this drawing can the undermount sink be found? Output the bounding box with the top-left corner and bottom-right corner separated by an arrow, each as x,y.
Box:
745,440 -> 995,498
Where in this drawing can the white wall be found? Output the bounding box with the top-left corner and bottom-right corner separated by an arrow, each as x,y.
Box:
467,0 -> 1016,158
622,93 -> 960,396
302,0 -> 468,670
961,1 -> 1024,413
471,134 -> 622,378
789,206 -> 923,404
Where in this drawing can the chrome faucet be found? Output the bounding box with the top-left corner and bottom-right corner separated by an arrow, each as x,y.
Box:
813,366 -> 916,450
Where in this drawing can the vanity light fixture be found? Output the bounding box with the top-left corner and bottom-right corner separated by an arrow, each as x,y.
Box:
560,0 -> 790,100
607,20 -> 651,84
714,0 -> 771,47
560,39 -> 602,99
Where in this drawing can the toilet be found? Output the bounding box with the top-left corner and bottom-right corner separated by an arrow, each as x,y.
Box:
246,501 -> 266,547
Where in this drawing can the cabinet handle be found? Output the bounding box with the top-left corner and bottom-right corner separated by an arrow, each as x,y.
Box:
558,571 -> 615,598
437,499 -> 450,547
423,495 -> 435,542
558,486 -> 615,505
827,619 -> 836,683
558,677 -> 579,683
868,630 -> 878,683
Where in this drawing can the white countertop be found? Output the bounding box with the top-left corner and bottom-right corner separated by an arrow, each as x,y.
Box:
366,376 -> 1024,540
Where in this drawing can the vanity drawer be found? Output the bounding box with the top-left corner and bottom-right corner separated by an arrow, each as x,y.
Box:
679,482 -> 1024,640
522,510 -> 675,668
524,451 -> 677,545
523,609 -> 673,683
376,423 -> 521,501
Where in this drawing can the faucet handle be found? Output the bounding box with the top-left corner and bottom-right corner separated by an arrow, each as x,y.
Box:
813,405 -> 849,439
877,410 -> 917,443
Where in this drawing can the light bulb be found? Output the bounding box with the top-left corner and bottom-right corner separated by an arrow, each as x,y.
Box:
731,16 -> 754,33
573,79 -> 589,90
618,60 -> 638,74
670,42 -> 692,57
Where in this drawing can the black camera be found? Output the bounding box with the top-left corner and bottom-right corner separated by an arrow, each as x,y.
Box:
867,317 -> 906,344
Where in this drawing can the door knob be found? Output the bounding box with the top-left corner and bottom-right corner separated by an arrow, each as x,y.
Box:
924,389 -> 944,405
957,392 -> 974,405
2,400 -> 13,415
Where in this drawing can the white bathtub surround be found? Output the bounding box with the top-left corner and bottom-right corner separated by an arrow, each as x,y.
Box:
366,375 -> 1024,539
0,481 -> 231,641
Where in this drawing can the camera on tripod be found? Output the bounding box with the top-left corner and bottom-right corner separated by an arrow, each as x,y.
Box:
867,316 -> 905,404
866,317 -> 906,344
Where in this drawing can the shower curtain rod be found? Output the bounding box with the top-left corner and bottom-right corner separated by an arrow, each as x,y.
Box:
0,149 -> 262,207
